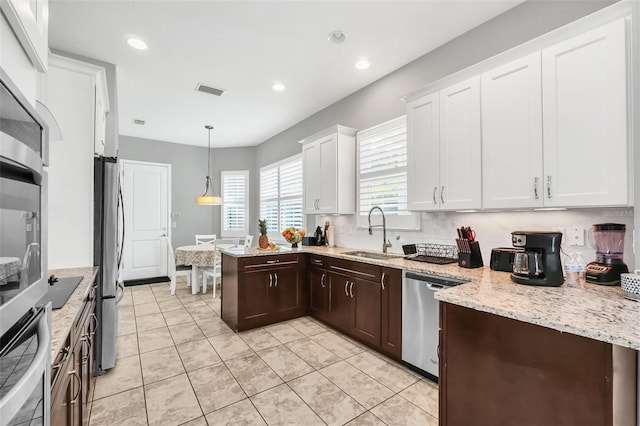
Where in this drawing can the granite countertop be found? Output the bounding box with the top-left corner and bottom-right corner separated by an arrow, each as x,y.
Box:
49,266 -> 98,360
222,245 -> 640,350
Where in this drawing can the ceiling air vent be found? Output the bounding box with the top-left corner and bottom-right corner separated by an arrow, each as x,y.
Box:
132,119 -> 145,125
196,83 -> 225,97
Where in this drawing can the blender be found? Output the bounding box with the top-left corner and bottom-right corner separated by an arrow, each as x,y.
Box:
585,223 -> 629,285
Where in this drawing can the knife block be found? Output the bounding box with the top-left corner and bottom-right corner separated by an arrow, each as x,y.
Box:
458,241 -> 484,269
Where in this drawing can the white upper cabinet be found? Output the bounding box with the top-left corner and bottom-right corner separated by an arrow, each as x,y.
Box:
406,77 -> 482,211
0,0 -> 49,72
301,125 -> 357,215
542,18 -> 628,207
439,77 -> 482,211
407,93 -> 440,211
481,52 -> 543,209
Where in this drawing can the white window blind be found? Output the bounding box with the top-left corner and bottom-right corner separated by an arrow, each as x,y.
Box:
221,170 -> 249,237
260,155 -> 304,237
357,116 -> 420,230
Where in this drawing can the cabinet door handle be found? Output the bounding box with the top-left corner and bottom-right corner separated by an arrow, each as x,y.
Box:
269,273 -> 273,287
321,273 -> 325,288
534,177 -> 539,200
349,282 -> 354,298
312,259 -> 322,265
433,187 -> 438,204
274,273 -> 278,287
546,175 -> 552,199
440,186 -> 445,204
266,259 -> 279,264
381,272 -> 386,290
69,370 -> 81,403
344,281 -> 349,296
90,313 -> 97,336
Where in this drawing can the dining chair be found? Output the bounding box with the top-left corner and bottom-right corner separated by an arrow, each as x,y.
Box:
195,234 -> 216,245
243,235 -> 254,248
165,237 -> 192,295
201,239 -> 222,298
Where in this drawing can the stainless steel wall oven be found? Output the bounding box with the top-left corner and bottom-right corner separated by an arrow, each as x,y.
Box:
0,69 -> 51,424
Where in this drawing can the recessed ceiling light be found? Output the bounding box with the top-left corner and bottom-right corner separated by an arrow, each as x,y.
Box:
126,37 -> 148,50
272,82 -> 286,92
355,59 -> 370,70
328,30 -> 346,44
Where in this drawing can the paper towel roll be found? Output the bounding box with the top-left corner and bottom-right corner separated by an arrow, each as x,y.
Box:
327,225 -> 335,247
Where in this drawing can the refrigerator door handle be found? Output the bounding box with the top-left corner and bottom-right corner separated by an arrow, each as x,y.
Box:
116,280 -> 125,304
117,184 -> 125,269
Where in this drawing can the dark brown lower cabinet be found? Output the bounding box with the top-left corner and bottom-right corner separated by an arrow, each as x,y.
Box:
380,267 -> 402,359
439,302 -> 637,426
222,253 -> 306,331
309,265 -> 328,321
51,284 -> 97,426
350,277 -> 381,347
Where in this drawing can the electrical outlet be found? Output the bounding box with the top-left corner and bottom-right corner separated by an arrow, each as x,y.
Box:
566,226 -> 585,246
172,221 -> 177,228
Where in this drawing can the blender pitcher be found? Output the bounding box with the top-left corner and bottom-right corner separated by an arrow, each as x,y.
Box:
585,223 -> 629,285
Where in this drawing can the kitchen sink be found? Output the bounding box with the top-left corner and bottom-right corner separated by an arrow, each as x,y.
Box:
342,251 -> 402,260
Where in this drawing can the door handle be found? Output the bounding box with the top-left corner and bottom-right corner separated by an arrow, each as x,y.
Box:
534,177 -> 539,200
381,272 -> 386,290
349,282 -> 354,298
269,273 -> 273,287
440,186 -> 445,204
274,273 -> 278,287
321,273 -> 325,288
433,187 -> 438,204
546,175 -> 552,199
344,281 -> 349,296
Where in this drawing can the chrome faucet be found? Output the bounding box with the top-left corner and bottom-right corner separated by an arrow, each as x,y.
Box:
368,206 -> 392,254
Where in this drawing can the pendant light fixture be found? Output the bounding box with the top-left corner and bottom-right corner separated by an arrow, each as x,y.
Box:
195,125 -> 222,205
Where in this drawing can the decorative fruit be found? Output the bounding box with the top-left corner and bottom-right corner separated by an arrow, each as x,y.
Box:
258,219 -> 269,249
281,227 -> 305,244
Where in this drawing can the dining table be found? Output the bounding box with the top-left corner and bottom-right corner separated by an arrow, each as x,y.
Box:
174,239 -> 239,294
0,257 -> 21,286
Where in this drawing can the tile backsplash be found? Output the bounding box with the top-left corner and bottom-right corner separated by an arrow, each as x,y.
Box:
314,207 -> 635,269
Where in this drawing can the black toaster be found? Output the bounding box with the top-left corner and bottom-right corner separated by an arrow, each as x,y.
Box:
490,247 -> 524,272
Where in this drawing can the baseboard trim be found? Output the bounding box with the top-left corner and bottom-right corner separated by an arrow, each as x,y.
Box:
124,276 -> 170,287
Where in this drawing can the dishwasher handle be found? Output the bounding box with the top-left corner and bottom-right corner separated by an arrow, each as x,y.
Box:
425,283 -> 444,291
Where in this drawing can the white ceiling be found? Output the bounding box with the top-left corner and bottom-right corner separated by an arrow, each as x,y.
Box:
48,1 -> 522,148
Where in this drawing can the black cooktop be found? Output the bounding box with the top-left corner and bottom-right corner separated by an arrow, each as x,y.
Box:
39,276 -> 84,309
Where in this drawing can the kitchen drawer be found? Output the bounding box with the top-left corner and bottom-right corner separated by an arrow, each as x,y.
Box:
239,254 -> 300,270
327,257 -> 382,282
308,255 -> 327,269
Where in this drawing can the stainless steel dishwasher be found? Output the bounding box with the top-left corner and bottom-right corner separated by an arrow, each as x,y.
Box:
402,271 -> 468,381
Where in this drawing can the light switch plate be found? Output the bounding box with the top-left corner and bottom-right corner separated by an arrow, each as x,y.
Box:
566,226 -> 585,246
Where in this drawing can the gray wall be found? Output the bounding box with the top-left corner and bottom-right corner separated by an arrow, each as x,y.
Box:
255,0 -> 615,169
119,135 -> 256,247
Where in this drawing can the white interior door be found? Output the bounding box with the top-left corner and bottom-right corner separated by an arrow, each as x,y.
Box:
121,160 -> 170,280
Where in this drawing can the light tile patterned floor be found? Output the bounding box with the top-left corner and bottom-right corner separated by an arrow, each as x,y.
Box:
89,279 -> 439,426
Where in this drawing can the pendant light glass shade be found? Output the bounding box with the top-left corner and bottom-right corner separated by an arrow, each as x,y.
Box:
195,125 -> 222,205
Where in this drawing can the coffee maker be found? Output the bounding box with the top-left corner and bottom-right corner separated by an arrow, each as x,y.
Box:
510,231 -> 563,287
585,223 -> 629,285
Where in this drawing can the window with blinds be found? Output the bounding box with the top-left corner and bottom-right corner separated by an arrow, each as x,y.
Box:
260,155 -> 304,237
221,170 -> 249,237
357,116 -> 420,230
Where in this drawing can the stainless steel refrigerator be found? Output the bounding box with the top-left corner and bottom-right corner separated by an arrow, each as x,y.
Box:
94,156 -> 124,373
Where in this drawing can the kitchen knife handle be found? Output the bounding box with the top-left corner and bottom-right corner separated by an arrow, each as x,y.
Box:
547,176 -> 552,199
433,187 -> 438,204
534,177 -> 539,199
440,186 -> 445,204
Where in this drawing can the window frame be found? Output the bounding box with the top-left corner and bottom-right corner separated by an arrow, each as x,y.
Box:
259,154 -> 304,242
356,115 -> 421,231
220,170 -> 250,238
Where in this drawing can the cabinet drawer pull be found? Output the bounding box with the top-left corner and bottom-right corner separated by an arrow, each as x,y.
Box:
274,273 -> 278,287
433,187 -> 438,204
440,186 -> 445,204
311,259 -> 323,265
266,259 -> 279,264
381,272 -> 386,290
349,282 -> 354,298
546,175 -> 552,199
321,273 -> 325,288
534,177 -> 539,200
269,274 -> 273,287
